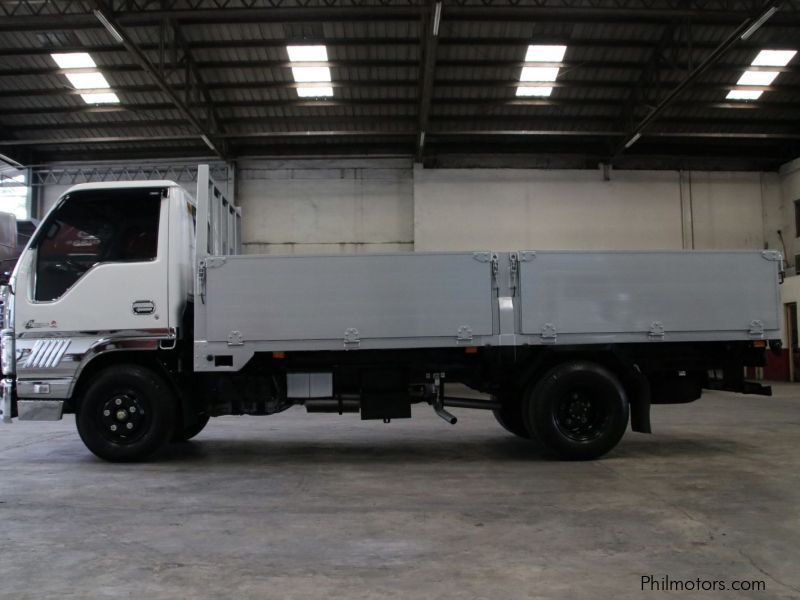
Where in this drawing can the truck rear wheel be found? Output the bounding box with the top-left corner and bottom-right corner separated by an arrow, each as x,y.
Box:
76,364 -> 176,462
524,361 -> 628,460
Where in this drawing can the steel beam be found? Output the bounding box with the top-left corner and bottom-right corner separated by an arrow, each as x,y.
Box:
612,2 -> 785,157
614,22 -> 680,135
4,128 -> 798,148
8,114 -> 800,133
1,1 -> 798,31
2,60 -> 796,79
1,96 -> 797,118
169,20 -> 227,155
416,1 -> 441,161
85,0 -> 225,158
2,78 -> 797,98
4,34 -> 800,58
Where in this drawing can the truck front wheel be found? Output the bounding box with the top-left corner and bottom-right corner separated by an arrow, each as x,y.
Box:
173,414 -> 210,442
76,364 -> 176,462
525,361 -> 629,460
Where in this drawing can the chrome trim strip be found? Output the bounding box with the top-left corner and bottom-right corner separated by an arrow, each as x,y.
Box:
17,378 -> 72,400
25,339 -> 71,369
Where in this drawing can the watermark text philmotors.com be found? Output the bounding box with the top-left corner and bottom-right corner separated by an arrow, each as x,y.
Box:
641,575 -> 766,592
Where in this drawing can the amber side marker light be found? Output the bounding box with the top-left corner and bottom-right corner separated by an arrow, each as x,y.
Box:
465,347 -> 479,354
753,341 -> 767,348
273,351 -> 286,359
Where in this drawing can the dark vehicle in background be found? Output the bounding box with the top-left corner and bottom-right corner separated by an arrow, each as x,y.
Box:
0,214 -> 38,327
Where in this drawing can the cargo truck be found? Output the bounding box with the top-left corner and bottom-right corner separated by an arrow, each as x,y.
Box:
0,166 -> 782,462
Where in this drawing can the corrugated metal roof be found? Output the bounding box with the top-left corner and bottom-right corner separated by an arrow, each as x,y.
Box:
0,0 -> 798,169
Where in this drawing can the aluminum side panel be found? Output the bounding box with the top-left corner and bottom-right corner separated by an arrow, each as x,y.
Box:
518,251 -> 780,337
202,253 -> 494,344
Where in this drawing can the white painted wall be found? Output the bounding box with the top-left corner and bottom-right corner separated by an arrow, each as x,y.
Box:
31,158 -> 787,259
236,158 -> 413,255
413,166 -> 778,252
777,158 -> 800,267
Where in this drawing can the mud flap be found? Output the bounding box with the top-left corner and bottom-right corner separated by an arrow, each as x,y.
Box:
628,370 -> 652,434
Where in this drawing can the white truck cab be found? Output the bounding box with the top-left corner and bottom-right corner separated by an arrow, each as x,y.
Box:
0,167 -> 782,463
3,181 -> 194,419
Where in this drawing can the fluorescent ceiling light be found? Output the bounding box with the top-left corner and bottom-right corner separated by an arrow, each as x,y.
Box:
80,92 -> 120,104
751,49 -> 797,66
516,86 -> 553,97
740,6 -> 779,41
726,89 -> 763,101
291,66 -> 331,83
287,45 -> 328,62
93,9 -> 125,44
65,71 -> 111,89
736,70 -> 779,86
50,52 -> 96,69
520,67 -> 560,82
296,86 -> 334,98
624,132 -> 642,149
524,45 -> 567,62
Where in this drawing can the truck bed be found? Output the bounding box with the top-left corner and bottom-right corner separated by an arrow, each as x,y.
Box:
193,249 -> 782,371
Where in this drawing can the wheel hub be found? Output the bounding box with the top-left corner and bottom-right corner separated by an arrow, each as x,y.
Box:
555,389 -> 609,442
100,394 -> 146,442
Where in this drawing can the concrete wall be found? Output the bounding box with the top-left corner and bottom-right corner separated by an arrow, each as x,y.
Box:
776,158 -> 800,268
236,158 -> 413,255
32,159 -> 785,257
414,167 -> 780,252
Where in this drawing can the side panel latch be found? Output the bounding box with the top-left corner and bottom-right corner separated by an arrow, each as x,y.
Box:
344,328 -> 360,349
648,321 -> 665,339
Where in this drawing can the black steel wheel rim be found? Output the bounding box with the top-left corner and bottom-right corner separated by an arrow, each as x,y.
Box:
553,386 -> 612,443
97,390 -> 149,445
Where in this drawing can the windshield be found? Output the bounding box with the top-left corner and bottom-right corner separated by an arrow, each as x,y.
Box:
33,187 -> 163,302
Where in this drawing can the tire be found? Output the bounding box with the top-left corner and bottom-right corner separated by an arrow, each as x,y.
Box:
172,413 -> 210,442
492,394 -> 531,439
76,364 -> 176,462
524,361 -> 629,460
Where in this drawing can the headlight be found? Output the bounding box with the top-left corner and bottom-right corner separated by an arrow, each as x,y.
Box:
1,285 -> 14,377
1,328 -> 15,377
0,285 -> 11,330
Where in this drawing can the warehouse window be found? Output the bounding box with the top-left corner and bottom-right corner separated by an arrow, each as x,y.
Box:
0,173 -> 28,219
33,188 -> 161,301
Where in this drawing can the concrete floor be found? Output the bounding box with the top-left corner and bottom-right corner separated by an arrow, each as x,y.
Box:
2,384 -> 800,600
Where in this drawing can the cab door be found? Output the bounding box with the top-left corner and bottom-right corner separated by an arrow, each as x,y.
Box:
14,186 -> 170,336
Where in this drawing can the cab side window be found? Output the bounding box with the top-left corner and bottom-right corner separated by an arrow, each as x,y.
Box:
34,188 -> 162,302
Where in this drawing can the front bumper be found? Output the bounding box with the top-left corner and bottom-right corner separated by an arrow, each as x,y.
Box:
1,377 -> 16,423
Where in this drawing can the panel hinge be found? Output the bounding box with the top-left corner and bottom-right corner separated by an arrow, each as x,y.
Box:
509,252 -> 519,293
227,330 -> 244,346
206,256 -> 227,268
748,319 -> 765,338
648,321 -> 665,339
344,328 -> 360,349
457,325 -> 473,343
475,252 -> 500,287
541,323 -> 557,343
